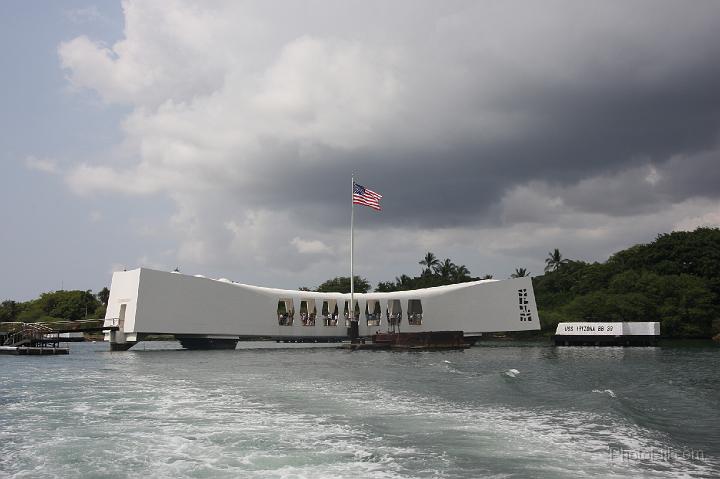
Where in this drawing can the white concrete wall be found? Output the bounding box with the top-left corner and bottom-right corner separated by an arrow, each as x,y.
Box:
555,322 -> 661,336
103,269 -> 141,333
108,268 -> 540,337
623,322 -> 660,336
411,277 -> 538,335
555,322 -> 623,336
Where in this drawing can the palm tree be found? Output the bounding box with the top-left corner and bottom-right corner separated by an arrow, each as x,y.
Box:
395,274 -> 413,290
545,248 -> 568,272
419,252 -> 440,275
436,258 -> 456,279
511,267 -> 530,278
453,264 -> 471,282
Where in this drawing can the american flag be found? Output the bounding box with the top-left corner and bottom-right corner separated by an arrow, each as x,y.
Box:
353,182 -> 382,211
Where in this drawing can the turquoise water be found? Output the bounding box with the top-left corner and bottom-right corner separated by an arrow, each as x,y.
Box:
1,341 -> 718,478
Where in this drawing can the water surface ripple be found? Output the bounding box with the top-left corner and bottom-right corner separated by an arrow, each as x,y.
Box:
1,341 -> 718,478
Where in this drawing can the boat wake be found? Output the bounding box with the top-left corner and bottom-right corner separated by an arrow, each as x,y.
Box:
592,389 -> 617,398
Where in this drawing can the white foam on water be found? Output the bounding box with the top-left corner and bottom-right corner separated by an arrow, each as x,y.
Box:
279,375 -> 718,479
592,389 -> 617,398
2,345 -> 718,479
0,370 -> 435,478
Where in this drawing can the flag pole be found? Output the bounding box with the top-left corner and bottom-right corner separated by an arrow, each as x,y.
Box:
350,174 -> 355,331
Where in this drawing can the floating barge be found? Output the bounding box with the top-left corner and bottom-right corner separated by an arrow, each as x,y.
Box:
344,331 -> 478,351
0,346 -> 69,355
553,322 -> 660,346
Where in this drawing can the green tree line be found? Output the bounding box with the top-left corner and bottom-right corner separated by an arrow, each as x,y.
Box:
4,228 -> 718,339
308,252 -> 488,294
0,288 -> 109,324
310,228 -> 720,339
375,252 -> 490,291
533,227 -> 720,339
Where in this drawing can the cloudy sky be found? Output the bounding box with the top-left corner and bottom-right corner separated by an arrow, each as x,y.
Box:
2,0 -> 720,300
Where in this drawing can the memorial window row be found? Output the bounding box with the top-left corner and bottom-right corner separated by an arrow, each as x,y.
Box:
276,299 -> 423,326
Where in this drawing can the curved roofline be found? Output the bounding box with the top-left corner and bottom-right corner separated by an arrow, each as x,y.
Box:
137,267 -> 500,298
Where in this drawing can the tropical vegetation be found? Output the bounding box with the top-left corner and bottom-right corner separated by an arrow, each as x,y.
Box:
375,253 -> 481,291
544,248 -> 568,272
0,288 -> 109,324
316,276 -> 371,294
511,268 -> 530,278
2,228 -> 719,339
534,228 -> 720,339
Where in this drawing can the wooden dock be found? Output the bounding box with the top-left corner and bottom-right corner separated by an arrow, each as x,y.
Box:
0,346 -> 69,355
1,319 -> 118,356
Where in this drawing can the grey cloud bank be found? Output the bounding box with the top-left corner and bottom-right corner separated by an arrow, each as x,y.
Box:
4,0 -> 720,299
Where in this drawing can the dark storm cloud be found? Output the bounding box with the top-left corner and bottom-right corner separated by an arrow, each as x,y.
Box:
246,51 -> 720,229
65,0 -> 720,231
57,0 -> 720,284
188,0 -> 720,232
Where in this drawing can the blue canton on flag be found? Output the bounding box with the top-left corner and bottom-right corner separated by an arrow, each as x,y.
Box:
352,182 -> 382,211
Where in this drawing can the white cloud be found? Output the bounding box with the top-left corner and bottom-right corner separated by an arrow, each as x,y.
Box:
89,210 -> 103,222
65,6 -> 103,24
645,165 -> 661,186
24,156 -> 59,174
673,206 -> 720,232
66,164 -> 162,195
136,255 -> 170,271
55,0 -> 720,288
291,237 -> 333,255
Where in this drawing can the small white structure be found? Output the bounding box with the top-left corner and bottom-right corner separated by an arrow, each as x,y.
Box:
104,268 -> 540,349
42,332 -> 84,341
554,322 -> 660,346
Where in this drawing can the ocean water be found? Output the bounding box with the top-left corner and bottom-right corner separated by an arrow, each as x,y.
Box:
1,341 -> 718,478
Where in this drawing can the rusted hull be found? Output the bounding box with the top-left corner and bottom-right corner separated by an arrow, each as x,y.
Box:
347,331 -> 474,351
177,337 -> 239,350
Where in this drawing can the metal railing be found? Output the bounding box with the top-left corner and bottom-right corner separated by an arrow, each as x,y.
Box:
2,323 -> 55,347
0,319 -> 120,346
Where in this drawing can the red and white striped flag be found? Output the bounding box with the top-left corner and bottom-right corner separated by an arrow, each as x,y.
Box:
353,182 -> 382,211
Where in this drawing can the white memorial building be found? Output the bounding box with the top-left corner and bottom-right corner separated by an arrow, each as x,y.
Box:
104,268 -> 540,350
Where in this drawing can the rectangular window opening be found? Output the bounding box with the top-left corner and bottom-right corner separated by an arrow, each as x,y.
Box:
277,298 -> 295,326
408,299 -> 423,325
